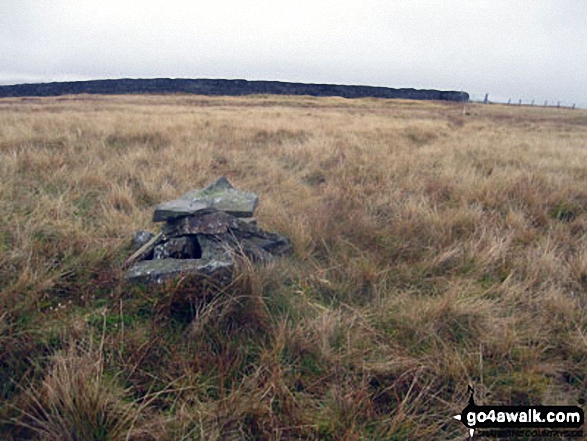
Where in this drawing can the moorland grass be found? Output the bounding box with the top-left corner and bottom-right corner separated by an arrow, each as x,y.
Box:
1,94 -> 586,439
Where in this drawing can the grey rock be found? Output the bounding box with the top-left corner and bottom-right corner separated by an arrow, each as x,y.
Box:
162,210 -> 232,237
153,177 -> 258,222
126,232 -> 164,267
208,231 -> 292,264
153,236 -> 201,260
132,230 -> 155,251
223,218 -> 294,258
152,200 -> 213,223
125,258 -> 233,285
126,177 -> 292,285
197,235 -> 234,261
164,211 -> 293,262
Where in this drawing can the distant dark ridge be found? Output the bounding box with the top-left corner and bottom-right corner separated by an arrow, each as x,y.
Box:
0,78 -> 469,102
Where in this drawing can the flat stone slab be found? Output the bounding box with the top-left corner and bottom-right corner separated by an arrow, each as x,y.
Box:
152,200 -> 213,223
162,211 -> 233,236
125,258 -> 233,284
153,177 -> 258,222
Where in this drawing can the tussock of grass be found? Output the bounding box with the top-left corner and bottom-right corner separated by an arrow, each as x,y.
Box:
15,337 -> 139,441
1,94 -> 587,438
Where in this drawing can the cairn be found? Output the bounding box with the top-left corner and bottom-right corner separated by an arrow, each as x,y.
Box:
125,177 -> 292,284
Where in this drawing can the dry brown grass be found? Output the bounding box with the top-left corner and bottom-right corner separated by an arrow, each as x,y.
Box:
1,93 -> 587,439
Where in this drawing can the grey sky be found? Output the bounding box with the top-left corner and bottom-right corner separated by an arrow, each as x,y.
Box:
1,0 -> 585,106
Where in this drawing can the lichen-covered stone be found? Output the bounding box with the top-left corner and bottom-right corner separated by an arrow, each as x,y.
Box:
126,177 -> 292,285
153,177 -> 258,222
153,236 -> 201,260
125,258 -> 233,284
222,217 -> 294,258
162,211 -> 232,237
132,230 -> 155,251
151,200 -> 212,223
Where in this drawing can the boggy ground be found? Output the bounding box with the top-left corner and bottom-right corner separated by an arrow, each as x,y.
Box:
1,94 -> 586,439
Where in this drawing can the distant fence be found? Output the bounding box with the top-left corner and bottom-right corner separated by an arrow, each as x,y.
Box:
482,93 -> 576,110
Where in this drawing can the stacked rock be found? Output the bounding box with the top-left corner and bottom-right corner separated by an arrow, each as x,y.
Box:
125,177 -> 292,284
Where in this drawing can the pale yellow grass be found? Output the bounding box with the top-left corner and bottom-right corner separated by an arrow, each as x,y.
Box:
1,94 -> 586,439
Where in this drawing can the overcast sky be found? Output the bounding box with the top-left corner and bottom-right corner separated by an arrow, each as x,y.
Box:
1,0 -> 585,106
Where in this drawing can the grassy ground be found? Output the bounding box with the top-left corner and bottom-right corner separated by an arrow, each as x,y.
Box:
1,94 -> 586,440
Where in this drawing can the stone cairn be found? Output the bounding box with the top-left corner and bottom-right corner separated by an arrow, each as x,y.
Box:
125,177 -> 293,284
